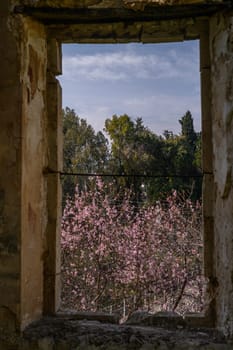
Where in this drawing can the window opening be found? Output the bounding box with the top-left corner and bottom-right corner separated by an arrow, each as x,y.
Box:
59,42 -> 205,321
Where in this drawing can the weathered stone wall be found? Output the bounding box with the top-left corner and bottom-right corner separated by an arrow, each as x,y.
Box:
20,17 -> 47,329
1,0 -> 233,343
43,38 -> 62,315
0,0 -> 22,333
47,18 -> 199,43
0,1 -> 48,331
210,13 -> 233,338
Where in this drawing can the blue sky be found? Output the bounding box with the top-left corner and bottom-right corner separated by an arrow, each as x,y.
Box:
59,40 -> 201,136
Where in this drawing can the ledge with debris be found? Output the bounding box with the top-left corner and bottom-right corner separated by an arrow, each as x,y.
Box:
1,312 -> 233,349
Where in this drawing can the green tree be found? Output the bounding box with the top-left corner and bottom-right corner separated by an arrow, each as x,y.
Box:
104,114 -> 165,203
194,132 -> 202,170
63,107 -> 109,202
146,111 -> 202,201
62,109 -> 202,205
163,111 -> 202,200
179,110 -> 197,145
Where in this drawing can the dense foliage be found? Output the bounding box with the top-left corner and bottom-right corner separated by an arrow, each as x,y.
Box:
62,107 -> 109,202
63,108 -> 202,203
61,178 -> 205,317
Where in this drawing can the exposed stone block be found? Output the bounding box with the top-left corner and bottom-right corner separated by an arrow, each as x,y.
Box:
126,311 -> 185,329
57,311 -> 120,324
47,39 -> 62,75
19,317 -> 232,349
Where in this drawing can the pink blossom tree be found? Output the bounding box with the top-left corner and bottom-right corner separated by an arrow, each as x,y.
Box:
61,178 -> 204,316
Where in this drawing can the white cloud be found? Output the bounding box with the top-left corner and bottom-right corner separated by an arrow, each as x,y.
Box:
59,43 -> 201,135
62,49 -> 198,82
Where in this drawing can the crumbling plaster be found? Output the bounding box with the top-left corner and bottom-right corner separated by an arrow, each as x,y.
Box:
210,13 -> 233,338
20,17 -> 47,329
0,0 -> 48,331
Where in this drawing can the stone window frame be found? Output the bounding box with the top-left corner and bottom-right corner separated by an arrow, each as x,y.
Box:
43,17 -> 214,327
